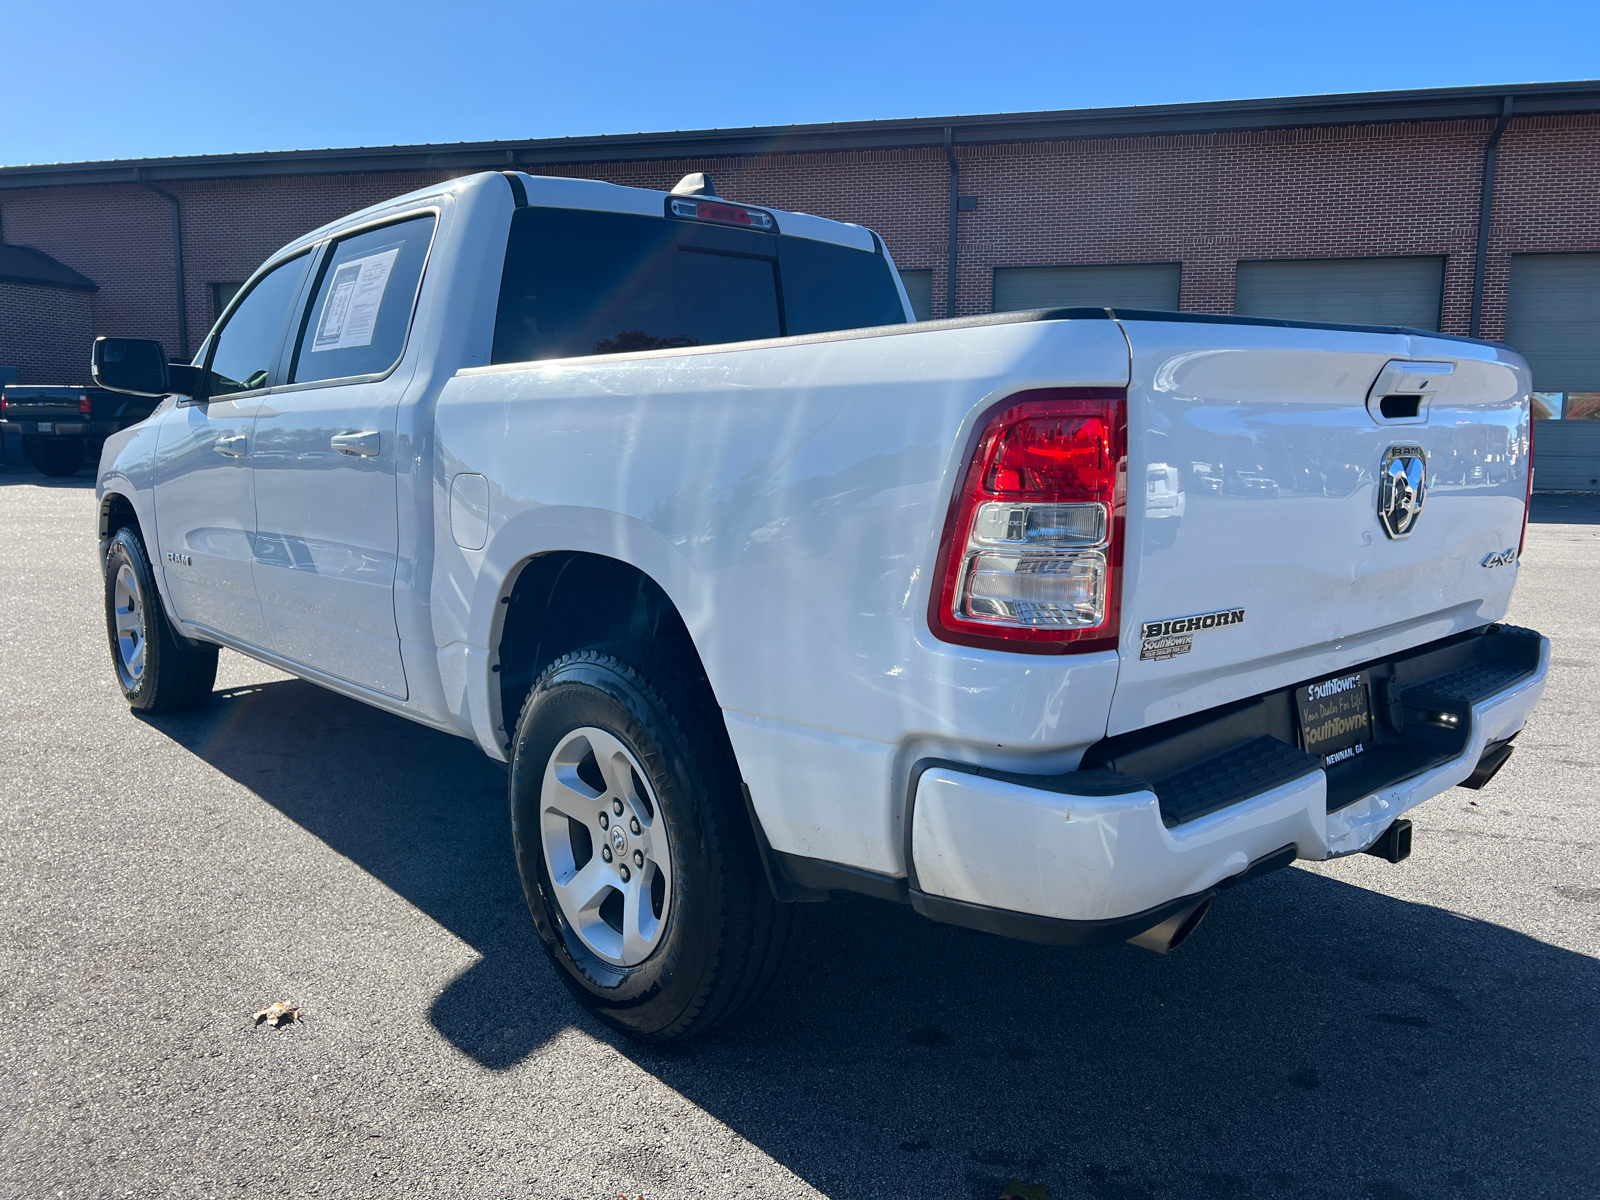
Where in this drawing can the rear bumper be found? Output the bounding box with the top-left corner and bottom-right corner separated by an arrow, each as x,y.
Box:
906,625 -> 1548,941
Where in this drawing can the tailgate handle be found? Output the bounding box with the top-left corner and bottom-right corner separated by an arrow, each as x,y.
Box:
1366,360 -> 1453,425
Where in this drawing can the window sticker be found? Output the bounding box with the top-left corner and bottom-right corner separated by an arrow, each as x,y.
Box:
311,246 -> 400,352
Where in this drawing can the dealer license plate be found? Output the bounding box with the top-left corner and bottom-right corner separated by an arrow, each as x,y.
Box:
1296,670 -> 1373,765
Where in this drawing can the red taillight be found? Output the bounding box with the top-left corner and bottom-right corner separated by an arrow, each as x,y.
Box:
1518,409 -> 1535,559
79,393 -> 92,415
930,389 -> 1126,654
986,409 -> 1113,494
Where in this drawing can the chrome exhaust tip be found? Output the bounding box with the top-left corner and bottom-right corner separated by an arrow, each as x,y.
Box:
1127,892 -> 1215,954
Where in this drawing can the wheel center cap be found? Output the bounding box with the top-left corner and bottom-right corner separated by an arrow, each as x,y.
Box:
610,826 -> 628,857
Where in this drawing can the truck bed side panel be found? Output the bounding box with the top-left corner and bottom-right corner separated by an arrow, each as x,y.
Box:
435,319 -> 1129,871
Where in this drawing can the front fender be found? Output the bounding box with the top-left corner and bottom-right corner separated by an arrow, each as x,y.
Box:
95,410 -> 177,622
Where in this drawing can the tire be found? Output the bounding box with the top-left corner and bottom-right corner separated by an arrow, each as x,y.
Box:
26,437 -> 84,477
509,640 -> 801,1042
103,527 -> 218,713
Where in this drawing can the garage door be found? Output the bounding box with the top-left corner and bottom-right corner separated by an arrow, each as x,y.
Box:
993,263 -> 1181,313
1505,253 -> 1600,393
898,269 -> 934,321
1234,256 -> 1444,329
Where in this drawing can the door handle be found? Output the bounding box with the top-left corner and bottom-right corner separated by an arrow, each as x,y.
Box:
214,434 -> 247,458
330,431 -> 381,458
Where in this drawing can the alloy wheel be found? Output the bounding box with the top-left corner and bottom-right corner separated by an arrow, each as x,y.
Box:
112,563 -> 146,686
539,726 -> 674,966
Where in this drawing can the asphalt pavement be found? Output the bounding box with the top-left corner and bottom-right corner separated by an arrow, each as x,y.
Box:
1,461 -> 1596,1200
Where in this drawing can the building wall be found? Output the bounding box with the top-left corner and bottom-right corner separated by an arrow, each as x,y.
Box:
0,282 -> 94,384
520,114 -> 1600,329
0,113 -> 1597,366
0,173 -> 449,362
1487,115 -> 1600,340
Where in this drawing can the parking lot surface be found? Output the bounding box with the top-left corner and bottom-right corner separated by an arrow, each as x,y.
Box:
1,462 -> 1596,1200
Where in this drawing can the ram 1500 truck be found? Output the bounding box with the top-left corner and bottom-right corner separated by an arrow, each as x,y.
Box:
90,169 -> 1550,1042
1,384 -> 159,476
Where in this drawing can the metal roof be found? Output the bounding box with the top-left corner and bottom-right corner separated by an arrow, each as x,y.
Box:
1,80 -> 1597,190
0,243 -> 98,291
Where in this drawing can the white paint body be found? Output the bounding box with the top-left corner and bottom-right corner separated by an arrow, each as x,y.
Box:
97,171 -> 1547,929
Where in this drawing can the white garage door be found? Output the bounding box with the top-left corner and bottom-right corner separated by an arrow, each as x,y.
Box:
1505,253 -> 1600,393
1234,257 -> 1444,330
993,263 -> 1181,313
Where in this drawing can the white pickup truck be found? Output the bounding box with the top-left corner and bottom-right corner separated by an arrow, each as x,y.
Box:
92,169 -> 1549,1042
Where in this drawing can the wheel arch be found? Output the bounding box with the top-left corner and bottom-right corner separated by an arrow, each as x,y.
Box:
491,550 -> 711,754
99,489 -> 142,545
97,483 -> 186,637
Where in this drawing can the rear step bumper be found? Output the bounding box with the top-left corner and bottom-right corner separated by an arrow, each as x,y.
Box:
903,624 -> 1548,943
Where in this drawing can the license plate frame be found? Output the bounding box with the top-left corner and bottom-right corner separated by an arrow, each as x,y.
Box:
1296,669 -> 1374,765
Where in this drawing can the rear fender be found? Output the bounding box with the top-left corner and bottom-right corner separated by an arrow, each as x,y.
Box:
448,505 -> 709,760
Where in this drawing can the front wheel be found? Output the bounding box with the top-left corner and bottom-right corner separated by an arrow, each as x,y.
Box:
510,641 -> 801,1042
103,527 -> 218,712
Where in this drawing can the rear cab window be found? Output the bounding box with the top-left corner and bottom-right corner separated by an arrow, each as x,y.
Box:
491,204 -> 905,365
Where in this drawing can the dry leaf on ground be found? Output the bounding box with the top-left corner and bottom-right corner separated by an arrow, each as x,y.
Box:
1000,1180 -> 1051,1200
251,1002 -> 302,1028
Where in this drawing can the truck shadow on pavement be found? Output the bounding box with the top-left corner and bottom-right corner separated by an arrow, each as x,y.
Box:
144,676 -> 1600,1200
0,464 -> 96,487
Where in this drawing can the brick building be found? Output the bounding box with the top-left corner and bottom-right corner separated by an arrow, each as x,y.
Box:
2,81 -> 1597,484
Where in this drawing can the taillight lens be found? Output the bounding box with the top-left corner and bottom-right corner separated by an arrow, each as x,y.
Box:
79,393 -> 92,415
930,389 -> 1126,653
1518,407 -> 1535,559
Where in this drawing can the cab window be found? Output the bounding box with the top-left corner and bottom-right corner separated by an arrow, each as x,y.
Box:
204,253 -> 311,398
289,214 -> 437,385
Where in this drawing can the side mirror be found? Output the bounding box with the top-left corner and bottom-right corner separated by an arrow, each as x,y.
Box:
91,337 -> 202,398
93,337 -> 169,396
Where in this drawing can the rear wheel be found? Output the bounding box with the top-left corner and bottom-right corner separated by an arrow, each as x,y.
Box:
26,437 -> 84,477
510,640 -> 801,1042
103,527 -> 218,712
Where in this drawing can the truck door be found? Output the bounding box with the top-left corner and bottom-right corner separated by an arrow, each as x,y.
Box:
152,251 -> 313,649
250,213 -> 436,700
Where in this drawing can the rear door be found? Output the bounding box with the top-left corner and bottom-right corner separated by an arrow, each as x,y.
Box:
152,251 -> 313,647
249,212 -> 436,699
1109,318 -> 1531,735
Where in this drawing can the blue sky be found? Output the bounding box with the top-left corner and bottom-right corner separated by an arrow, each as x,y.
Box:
4,0 -> 1598,166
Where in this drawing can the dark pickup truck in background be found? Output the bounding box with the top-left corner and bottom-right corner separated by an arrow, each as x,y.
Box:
0,385 -> 160,476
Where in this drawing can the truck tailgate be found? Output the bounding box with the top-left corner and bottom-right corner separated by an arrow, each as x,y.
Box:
1110,318 -> 1530,736
2,390 -> 86,419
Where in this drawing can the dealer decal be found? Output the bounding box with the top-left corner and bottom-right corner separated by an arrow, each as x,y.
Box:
1139,608 -> 1246,661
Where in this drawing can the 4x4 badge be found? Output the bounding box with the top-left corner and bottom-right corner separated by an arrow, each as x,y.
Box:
1378,445 -> 1427,539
